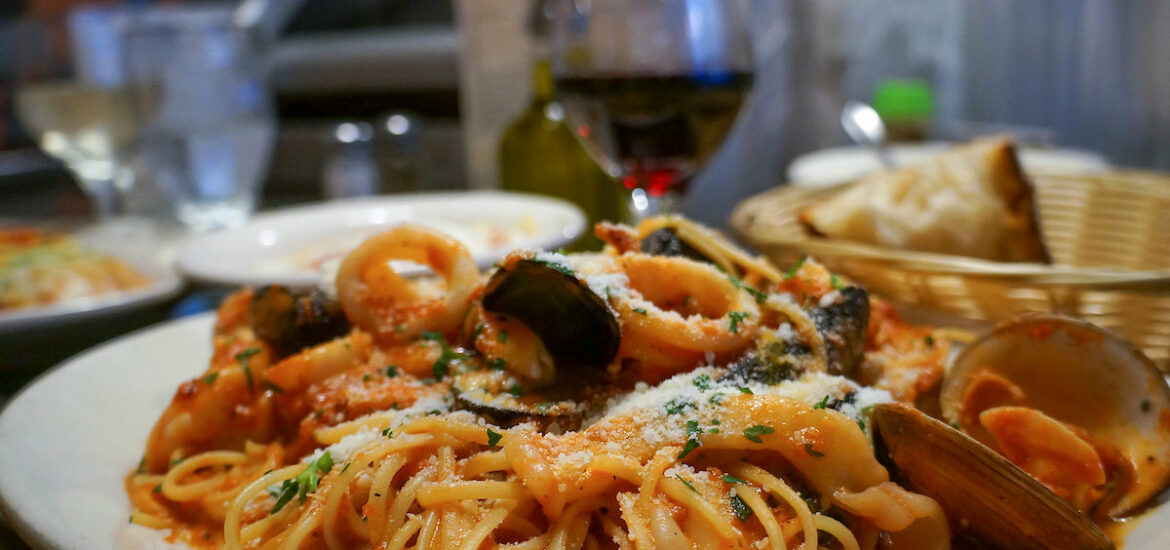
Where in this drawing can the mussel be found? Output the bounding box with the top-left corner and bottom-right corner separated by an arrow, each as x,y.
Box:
480,253 -> 620,372
640,227 -> 715,264
249,285 -> 351,358
873,402 -> 1114,550
940,315 -> 1170,519
455,252 -> 622,424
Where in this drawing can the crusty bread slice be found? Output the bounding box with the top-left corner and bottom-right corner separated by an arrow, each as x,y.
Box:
798,137 -> 1051,263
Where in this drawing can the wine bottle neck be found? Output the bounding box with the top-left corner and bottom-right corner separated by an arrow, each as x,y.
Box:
530,59 -> 555,104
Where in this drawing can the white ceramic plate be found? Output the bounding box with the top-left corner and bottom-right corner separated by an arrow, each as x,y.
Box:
1,313 -> 1166,549
175,192 -> 586,288
787,143 -> 1110,188
0,221 -> 184,333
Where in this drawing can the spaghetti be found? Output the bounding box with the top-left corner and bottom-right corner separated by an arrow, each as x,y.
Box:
127,217 -> 954,550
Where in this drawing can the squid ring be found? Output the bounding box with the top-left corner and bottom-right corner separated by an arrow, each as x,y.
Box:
335,225 -> 481,345
613,253 -> 759,370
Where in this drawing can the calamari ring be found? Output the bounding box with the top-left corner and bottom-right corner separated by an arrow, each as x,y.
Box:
613,253 -> 759,372
335,225 -> 481,345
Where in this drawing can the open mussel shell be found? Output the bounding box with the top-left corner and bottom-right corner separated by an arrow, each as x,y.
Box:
481,257 -> 620,372
873,403 -> 1114,550
941,315 -> 1170,517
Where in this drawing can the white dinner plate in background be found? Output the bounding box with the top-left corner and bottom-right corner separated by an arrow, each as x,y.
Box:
175,192 -> 586,288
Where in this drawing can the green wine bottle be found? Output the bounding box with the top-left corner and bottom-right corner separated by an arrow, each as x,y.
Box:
498,10 -> 625,251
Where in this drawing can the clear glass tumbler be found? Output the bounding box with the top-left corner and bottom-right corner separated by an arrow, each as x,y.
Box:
124,6 -> 276,232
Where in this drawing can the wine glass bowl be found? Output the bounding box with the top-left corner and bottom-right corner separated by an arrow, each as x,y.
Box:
12,7 -> 141,219
552,0 -> 754,217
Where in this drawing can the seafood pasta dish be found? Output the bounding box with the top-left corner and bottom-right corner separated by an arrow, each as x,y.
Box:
126,217 -> 1170,550
0,227 -> 150,311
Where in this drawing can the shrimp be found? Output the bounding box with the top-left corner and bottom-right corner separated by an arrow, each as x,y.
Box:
335,225 -> 482,346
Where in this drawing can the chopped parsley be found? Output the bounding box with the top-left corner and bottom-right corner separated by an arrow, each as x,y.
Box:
742,425 -> 774,443
829,274 -> 845,290
673,474 -> 699,494
728,311 -> 750,333
381,427 -> 394,439
708,393 -> 725,405
235,348 -> 262,391
692,374 -> 712,391
664,398 -> 696,415
925,335 -> 935,347
507,383 -> 524,396
804,443 -> 824,458
633,307 -> 648,316
678,438 -> 701,459
738,386 -> 754,395
489,358 -> 507,370
730,492 -> 753,521
202,372 -> 218,385
813,395 -> 831,409
486,428 -> 503,449
425,333 -> 466,379
857,419 -> 866,432
783,256 -> 806,280
534,257 -> 575,277
420,331 -> 444,341
498,330 -> 508,343
271,451 -> 334,513
152,484 -> 162,494
728,275 -> 768,303
362,374 -> 371,382
384,365 -> 399,378
686,420 -> 702,437
722,474 -> 747,484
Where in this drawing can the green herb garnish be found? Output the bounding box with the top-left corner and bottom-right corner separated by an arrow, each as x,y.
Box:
783,256 -> 806,280
633,307 -> 648,316
804,443 -> 824,457
728,311 -> 750,333
692,374 -> 712,392
202,373 -> 218,385
384,365 -> 399,378
271,451 -> 334,513
813,395 -> 830,409
664,399 -> 695,415
673,474 -> 699,494
730,492 -> 753,521
722,474 -> 747,484
235,348 -> 262,391
486,428 -> 503,449
742,425 -> 774,443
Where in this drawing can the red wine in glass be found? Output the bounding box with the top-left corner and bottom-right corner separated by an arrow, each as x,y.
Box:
557,72 -> 753,200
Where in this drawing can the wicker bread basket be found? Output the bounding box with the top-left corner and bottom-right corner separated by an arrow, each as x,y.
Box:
731,170 -> 1170,369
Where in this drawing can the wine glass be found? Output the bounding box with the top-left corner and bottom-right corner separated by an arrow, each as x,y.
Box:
551,0 -> 754,219
12,6 -> 139,220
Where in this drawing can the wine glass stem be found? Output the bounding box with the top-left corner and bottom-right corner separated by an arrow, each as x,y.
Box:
629,188 -> 679,222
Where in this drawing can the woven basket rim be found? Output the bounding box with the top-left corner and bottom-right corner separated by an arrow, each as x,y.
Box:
732,170 -> 1170,290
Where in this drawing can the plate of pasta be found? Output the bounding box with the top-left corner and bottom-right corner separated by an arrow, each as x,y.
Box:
0,216 -> 1168,550
0,221 -> 183,332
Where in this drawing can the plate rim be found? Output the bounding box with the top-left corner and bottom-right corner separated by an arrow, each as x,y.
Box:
175,191 -> 586,288
0,269 -> 185,333
0,313 -> 216,550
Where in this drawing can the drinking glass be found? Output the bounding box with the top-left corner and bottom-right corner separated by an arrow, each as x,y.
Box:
123,6 -> 276,232
552,0 -> 754,219
12,7 -> 140,219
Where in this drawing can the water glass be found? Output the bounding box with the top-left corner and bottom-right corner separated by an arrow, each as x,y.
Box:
124,6 -> 275,232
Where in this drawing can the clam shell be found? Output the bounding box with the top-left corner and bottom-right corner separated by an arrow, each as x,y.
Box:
873,402 -> 1114,550
940,315 -> 1170,517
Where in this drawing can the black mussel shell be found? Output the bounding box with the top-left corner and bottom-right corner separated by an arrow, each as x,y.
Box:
481,258 -> 620,372
249,285 -> 351,358
640,227 -> 713,264
809,285 -> 869,376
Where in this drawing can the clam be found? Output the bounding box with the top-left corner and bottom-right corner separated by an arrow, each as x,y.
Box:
249,285 -> 351,358
872,402 -> 1114,550
480,254 -> 620,372
940,315 -> 1170,518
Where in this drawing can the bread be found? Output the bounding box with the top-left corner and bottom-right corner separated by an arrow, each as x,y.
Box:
798,137 -> 1051,263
